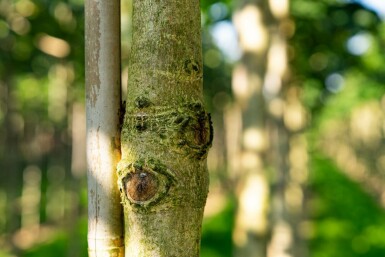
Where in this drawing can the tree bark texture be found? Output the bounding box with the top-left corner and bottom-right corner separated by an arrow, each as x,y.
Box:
85,0 -> 124,256
117,0 -> 212,256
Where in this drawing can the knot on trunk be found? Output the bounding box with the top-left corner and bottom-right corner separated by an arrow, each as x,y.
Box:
125,169 -> 158,202
117,159 -> 175,209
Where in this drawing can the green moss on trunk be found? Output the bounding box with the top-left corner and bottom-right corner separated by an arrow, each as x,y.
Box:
118,0 -> 212,256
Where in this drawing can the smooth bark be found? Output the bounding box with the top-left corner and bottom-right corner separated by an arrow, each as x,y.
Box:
85,0 -> 124,256
117,0 -> 212,256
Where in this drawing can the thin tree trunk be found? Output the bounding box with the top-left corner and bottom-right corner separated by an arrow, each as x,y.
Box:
85,0 -> 124,256
232,1 -> 271,256
265,26 -> 292,257
117,0 -> 212,256
265,1 -> 308,257
1,75 -> 22,235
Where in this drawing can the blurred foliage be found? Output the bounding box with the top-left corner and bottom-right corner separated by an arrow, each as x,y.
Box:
1,0 -> 385,256
0,0 -> 85,255
290,0 -> 385,115
309,154 -> 385,257
201,197 -> 235,257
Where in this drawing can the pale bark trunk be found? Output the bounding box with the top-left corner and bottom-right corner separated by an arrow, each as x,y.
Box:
85,0 -> 124,256
117,0 -> 212,256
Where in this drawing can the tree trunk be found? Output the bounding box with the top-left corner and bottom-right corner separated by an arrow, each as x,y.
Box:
85,0 -> 124,256
264,1 -> 309,257
232,1 -> 271,256
117,0 -> 212,256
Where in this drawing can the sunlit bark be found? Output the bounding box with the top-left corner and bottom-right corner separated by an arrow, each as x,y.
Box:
85,0 -> 124,256
117,0 -> 212,256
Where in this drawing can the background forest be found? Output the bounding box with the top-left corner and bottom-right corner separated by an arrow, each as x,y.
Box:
1,0 -> 385,256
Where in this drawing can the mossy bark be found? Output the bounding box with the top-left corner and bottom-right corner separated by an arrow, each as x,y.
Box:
118,0 -> 212,256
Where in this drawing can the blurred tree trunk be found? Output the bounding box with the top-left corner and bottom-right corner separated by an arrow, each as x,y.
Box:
265,1 -> 308,257
1,75 -> 23,235
117,0 -> 212,256
231,1 -> 271,256
232,1 -> 308,257
264,2 -> 291,256
85,0 -> 124,256
267,87 -> 309,257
